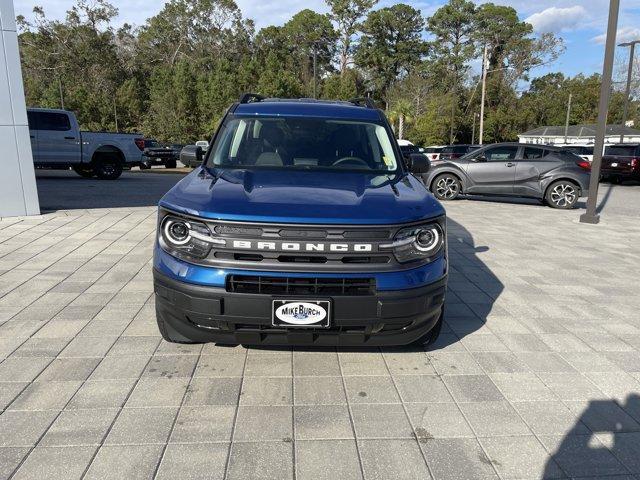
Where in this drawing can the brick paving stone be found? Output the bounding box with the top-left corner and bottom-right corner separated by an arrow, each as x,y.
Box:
1,181 -> 640,479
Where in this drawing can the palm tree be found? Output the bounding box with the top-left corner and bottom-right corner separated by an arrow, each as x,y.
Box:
388,99 -> 414,140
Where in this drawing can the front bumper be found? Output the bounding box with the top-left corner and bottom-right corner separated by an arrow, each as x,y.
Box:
154,268 -> 446,346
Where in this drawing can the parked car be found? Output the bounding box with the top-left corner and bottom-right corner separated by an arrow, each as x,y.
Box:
423,146 -> 445,162
27,108 -> 145,180
140,140 -> 179,169
600,144 -> 640,183
195,140 -> 210,152
439,144 -> 480,161
562,144 -> 594,163
154,94 -> 445,347
423,142 -> 591,209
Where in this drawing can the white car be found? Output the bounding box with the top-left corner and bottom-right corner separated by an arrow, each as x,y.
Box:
561,145 -> 594,162
195,140 -> 210,152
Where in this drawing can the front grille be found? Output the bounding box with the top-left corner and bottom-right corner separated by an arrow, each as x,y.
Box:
227,275 -> 376,296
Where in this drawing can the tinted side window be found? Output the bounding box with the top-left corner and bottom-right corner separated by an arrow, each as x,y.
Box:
484,146 -> 518,161
605,146 -> 636,156
523,147 -> 547,159
33,112 -> 71,131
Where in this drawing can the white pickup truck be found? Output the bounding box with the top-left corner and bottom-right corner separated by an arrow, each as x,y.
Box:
27,108 -> 146,180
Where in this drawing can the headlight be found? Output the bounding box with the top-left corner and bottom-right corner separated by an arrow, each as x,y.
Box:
159,213 -> 224,260
381,221 -> 445,263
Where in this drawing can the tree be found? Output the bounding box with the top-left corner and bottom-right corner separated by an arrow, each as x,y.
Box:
281,10 -> 338,97
355,4 -> 428,103
427,0 -> 476,143
388,99 -> 414,139
322,69 -> 364,99
326,0 -> 377,74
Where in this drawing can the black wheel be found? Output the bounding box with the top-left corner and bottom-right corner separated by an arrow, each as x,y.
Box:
94,154 -> 123,180
431,174 -> 461,200
545,180 -> 579,209
413,308 -> 444,348
72,164 -> 94,178
165,159 -> 177,169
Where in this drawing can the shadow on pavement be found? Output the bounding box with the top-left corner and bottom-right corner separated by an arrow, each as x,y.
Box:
543,394 -> 640,478
35,170 -> 185,212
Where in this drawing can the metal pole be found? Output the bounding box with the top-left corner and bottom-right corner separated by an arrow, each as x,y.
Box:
113,97 -> 118,132
619,41 -> 638,143
312,49 -> 317,99
471,112 -> 476,145
479,45 -> 488,145
580,0 -> 620,225
564,93 -> 572,144
58,78 -> 65,110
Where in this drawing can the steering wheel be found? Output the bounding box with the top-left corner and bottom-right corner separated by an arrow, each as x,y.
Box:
333,157 -> 369,167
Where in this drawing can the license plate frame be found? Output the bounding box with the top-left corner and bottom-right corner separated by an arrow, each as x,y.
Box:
272,299 -> 331,328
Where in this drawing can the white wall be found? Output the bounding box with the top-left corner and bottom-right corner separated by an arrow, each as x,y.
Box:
0,0 -> 39,217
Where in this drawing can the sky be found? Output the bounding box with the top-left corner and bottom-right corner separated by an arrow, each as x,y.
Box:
12,0 -> 640,80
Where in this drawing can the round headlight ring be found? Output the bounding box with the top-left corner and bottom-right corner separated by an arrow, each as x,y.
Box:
414,227 -> 440,252
163,218 -> 191,245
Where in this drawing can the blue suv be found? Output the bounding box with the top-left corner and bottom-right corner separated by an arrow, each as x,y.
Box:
153,94 -> 447,346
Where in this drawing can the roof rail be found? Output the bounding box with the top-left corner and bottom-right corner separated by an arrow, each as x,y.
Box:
239,93 -> 264,104
348,97 -> 376,109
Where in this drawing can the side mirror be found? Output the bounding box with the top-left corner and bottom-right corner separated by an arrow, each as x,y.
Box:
408,153 -> 431,174
180,145 -> 204,168
475,155 -> 487,163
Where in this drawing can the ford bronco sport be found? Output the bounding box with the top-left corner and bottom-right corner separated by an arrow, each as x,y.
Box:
153,94 -> 447,346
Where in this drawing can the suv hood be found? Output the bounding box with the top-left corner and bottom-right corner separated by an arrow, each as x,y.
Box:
159,168 -> 444,225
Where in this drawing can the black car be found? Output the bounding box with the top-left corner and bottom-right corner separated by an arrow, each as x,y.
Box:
439,144 -> 480,161
423,143 -> 591,209
141,140 -> 179,169
600,144 -> 640,183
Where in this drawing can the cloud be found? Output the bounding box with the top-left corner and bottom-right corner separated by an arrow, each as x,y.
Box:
592,26 -> 640,45
525,6 -> 588,34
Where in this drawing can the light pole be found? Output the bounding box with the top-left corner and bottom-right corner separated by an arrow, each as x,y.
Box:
564,93 -> 572,144
479,45 -> 488,145
580,0 -> 620,225
618,40 -> 639,143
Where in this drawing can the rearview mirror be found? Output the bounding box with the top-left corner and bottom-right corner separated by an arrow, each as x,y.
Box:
180,145 -> 204,168
407,153 -> 431,174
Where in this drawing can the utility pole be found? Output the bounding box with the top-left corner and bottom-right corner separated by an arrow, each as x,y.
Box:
618,40 -> 639,143
113,97 -> 118,132
58,77 -> 65,110
580,0 -> 620,225
564,93 -> 572,144
312,49 -> 317,99
471,112 -> 476,145
479,45 -> 488,145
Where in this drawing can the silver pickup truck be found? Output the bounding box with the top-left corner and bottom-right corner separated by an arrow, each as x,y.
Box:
27,108 -> 146,180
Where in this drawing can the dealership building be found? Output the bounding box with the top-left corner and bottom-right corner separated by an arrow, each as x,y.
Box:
0,0 -> 39,217
518,124 -> 640,146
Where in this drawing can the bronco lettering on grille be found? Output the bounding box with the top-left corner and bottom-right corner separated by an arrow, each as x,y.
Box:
231,240 -> 373,252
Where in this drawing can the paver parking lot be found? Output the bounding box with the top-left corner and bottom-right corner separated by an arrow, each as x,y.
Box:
1,172 -> 640,479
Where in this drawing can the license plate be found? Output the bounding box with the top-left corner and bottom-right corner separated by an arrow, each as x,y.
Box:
272,300 -> 331,328
611,162 -> 618,167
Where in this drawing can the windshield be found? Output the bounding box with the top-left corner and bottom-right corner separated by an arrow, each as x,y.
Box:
206,116 -> 399,173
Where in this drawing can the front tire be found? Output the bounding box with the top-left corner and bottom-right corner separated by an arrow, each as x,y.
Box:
94,154 -> 123,180
545,180 -> 579,209
165,159 -> 177,169
431,174 -> 462,201
72,164 -> 94,178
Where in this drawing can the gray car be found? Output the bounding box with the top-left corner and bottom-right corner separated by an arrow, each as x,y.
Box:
423,143 -> 591,209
